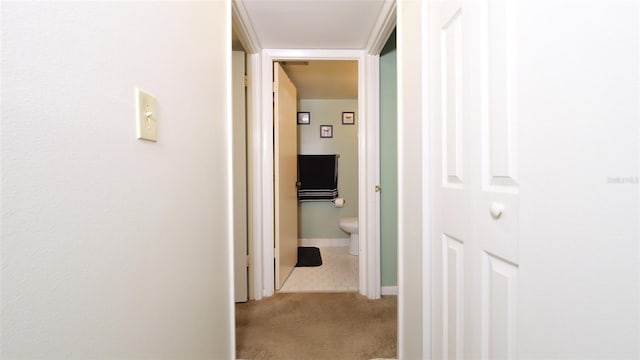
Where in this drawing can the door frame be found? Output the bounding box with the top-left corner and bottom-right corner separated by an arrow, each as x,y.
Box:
259,49 -> 381,299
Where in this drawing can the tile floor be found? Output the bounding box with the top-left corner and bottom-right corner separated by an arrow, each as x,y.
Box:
279,246 -> 358,293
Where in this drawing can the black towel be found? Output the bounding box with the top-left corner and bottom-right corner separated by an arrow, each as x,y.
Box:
297,154 -> 338,202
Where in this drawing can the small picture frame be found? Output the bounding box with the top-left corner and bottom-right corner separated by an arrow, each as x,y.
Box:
297,112 -> 310,125
320,125 -> 333,138
342,112 -> 355,125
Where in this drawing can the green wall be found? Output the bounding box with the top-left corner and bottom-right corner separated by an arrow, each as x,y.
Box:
380,30 -> 398,287
297,99 -> 359,239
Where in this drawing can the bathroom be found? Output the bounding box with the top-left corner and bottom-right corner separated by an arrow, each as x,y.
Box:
278,60 -> 360,292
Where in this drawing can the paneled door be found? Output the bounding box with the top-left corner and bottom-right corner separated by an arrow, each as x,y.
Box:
273,62 -> 298,290
430,0 -> 519,358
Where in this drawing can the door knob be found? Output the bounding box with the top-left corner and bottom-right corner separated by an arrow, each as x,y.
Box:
490,202 -> 504,219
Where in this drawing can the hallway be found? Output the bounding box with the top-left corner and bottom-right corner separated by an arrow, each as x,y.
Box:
236,292 -> 396,360
2,1 -> 638,358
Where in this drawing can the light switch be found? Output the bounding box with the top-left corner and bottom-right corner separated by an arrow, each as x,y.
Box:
136,88 -> 158,142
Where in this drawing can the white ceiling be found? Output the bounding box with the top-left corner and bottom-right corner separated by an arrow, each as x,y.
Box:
238,0 -> 387,49
234,0 -> 392,99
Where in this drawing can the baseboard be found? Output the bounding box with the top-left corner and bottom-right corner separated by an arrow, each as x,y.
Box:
300,238 -> 350,247
381,286 -> 398,295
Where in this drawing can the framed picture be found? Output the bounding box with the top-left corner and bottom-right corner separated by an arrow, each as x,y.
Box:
320,125 -> 333,138
342,112 -> 355,125
297,112 -> 310,125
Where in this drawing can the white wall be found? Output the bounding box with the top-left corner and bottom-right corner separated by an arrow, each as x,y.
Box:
397,0 -> 426,358
1,1 -> 233,358
517,1 -> 639,357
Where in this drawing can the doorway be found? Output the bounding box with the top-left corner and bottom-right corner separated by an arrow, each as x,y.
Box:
275,60 -> 360,293
256,50 -> 381,299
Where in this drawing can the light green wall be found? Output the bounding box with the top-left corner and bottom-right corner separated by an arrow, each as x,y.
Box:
297,99 -> 358,239
380,30 -> 398,287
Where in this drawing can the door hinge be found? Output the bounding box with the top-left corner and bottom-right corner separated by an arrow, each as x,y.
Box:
375,185 -> 382,193
272,82 -> 276,92
244,75 -> 249,88
246,254 -> 251,267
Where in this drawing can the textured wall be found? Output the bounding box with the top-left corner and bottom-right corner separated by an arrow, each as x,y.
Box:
1,1 -> 233,358
297,99 -> 358,239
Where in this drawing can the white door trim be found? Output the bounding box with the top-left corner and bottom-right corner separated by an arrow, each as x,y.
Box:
258,49 -> 381,299
420,0 -> 433,353
232,1 -> 263,301
246,52 -> 263,301
364,53 -> 381,298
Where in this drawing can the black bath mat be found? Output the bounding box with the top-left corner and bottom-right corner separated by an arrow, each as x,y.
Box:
296,247 -> 322,267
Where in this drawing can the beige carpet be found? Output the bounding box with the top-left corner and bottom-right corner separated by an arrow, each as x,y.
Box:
236,292 -> 397,360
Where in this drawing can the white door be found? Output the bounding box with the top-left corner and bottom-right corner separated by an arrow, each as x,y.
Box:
429,0 -> 640,358
430,0 -> 519,358
233,51 -> 248,302
274,62 -> 298,290
430,1 -> 472,358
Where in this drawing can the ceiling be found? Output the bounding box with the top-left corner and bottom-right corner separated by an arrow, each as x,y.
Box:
236,0 -> 387,49
234,0 -> 391,99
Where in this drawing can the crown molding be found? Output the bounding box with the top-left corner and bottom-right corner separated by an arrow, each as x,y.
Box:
365,0 -> 396,55
232,0 -> 262,54
365,0 -> 397,55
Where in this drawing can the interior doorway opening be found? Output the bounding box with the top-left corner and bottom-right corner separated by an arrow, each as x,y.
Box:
256,49 -> 380,300
274,60 -> 361,293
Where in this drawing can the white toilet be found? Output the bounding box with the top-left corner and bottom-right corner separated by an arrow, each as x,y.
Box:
339,217 -> 359,256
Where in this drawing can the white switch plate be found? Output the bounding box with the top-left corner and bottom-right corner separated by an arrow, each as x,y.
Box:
135,88 -> 158,142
